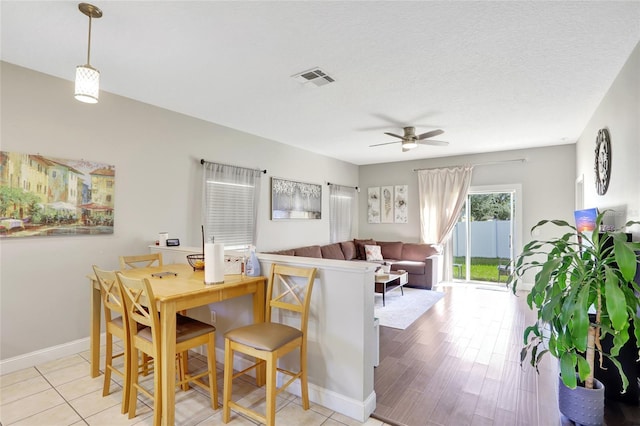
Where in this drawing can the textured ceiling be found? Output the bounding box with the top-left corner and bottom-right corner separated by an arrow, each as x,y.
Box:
2,1 -> 639,165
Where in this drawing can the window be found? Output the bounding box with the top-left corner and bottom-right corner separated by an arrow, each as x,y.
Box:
202,161 -> 262,250
329,184 -> 357,243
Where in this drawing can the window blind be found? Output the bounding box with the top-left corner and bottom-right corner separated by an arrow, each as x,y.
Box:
202,161 -> 262,250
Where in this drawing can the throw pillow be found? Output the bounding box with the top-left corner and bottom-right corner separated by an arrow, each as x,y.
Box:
354,238 -> 375,260
364,244 -> 383,261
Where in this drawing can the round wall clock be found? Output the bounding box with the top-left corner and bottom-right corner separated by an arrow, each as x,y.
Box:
594,128 -> 611,195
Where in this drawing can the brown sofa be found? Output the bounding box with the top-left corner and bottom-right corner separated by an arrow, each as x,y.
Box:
269,239 -> 439,290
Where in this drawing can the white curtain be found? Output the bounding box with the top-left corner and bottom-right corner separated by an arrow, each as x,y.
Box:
329,184 -> 357,243
202,161 -> 262,249
418,165 -> 473,281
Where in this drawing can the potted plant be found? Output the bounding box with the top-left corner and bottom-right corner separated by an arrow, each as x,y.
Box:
508,210 -> 640,425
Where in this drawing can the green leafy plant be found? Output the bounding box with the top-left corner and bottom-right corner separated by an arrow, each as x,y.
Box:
508,211 -> 640,391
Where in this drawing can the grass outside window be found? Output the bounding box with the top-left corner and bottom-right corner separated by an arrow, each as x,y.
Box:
453,257 -> 510,282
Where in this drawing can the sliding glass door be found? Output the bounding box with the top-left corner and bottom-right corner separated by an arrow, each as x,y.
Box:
452,185 -> 518,283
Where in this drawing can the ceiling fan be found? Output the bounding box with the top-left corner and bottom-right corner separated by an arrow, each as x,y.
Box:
369,127 -> 449,152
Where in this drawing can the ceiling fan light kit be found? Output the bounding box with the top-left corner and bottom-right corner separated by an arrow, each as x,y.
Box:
74,3 -> 102,104
370,126 -> 449,152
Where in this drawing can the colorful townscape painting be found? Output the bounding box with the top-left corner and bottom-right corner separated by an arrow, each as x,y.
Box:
0,151 -> 115,238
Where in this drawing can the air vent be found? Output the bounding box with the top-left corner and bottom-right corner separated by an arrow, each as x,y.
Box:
291,67 -> 335,87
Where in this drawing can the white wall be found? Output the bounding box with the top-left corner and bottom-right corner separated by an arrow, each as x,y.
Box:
0,62 -> 358,361
576,41 -> 640,235
358,145 -> 577,253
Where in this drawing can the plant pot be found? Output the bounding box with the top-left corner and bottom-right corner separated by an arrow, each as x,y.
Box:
558,374 -> 605,426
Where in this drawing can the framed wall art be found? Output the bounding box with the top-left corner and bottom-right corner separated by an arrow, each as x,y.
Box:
0,151 -> 115,238
381,185 -> 393,223
394,184 -> 408,223
368,184 -> 408,224
367,187 -> 380,223
271,177 -> 322,220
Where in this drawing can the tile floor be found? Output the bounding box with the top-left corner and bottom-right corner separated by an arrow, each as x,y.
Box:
0,344 -> 388,426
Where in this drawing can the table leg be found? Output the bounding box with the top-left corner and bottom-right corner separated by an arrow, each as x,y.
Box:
160,303 -> 177,426
253,281 -> 266,387
90,278 -> 101,378
382,283 -> 386,307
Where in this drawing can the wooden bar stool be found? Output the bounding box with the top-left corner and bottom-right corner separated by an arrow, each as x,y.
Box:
92,265 -> 134,414
222,264 -> 317,425
117,272 -> 219,426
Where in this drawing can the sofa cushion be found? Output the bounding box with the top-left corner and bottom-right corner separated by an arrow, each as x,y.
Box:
321,243 -> 346,260
377,241 -> 403,260
402,243 -> 439,261
354,238 -> 375,260
271,249 -> 295,256
340,241 -> 356,260
364,244 -> 383,261
390,260 -> 426,275
294,245 -> 322,258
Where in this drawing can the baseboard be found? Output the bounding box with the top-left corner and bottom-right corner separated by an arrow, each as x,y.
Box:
218,347 -> 376,423
0,336 -> 97,375
282,378 -> 376,422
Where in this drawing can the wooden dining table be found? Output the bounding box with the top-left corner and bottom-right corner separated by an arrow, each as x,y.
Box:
88,263 -> 266,426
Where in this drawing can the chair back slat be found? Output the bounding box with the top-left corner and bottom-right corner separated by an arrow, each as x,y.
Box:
265,264 -> 317,332
119,253 -> 163,270
93,265 -> 123,323
117,273 -> 160,347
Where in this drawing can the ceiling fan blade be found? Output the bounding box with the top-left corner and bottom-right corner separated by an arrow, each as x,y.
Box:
402,146 -> 412,153
416,129 -> 445,140
417,139 -> 449,146
384,132 -> 406,140
369,140 -> 401,147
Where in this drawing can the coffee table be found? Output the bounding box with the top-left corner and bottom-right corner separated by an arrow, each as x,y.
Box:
375,271 -> 408,306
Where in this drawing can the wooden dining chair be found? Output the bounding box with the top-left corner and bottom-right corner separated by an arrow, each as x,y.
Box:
119,253 -> 164,374
222,264 -> 317,426
92,265 -> 133,414
117,272 -> 219,426
119,253 -> 163,270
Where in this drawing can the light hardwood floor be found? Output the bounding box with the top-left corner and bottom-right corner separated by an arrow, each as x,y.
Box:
373,283 -> 640,426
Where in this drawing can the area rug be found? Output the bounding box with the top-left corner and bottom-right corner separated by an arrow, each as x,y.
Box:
374,287 -> 444,329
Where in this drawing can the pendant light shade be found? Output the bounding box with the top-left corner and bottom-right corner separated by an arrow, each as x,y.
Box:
74,3 -> 102,104
75,65 -> 100,103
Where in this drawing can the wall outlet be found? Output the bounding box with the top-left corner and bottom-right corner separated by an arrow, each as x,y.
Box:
210,310 -> 216,323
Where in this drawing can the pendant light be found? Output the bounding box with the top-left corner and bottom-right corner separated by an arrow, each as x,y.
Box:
75,3 -> 103,104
